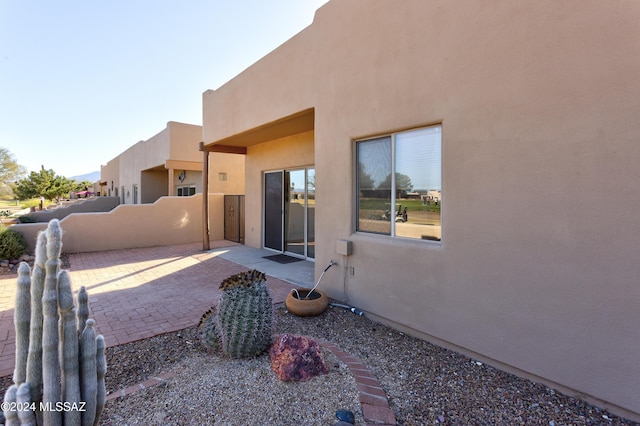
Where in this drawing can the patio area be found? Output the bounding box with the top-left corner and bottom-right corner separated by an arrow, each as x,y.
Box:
0,241 -> 314,377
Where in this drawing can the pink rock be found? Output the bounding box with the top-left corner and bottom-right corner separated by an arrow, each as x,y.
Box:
269,334 -> 328,381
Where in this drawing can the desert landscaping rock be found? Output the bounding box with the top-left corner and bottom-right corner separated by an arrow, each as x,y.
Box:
1,301 -> 638,424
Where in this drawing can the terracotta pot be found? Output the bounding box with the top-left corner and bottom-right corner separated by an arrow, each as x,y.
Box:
285,288 -> 329,317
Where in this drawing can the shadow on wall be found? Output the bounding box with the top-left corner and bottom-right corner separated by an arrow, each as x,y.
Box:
11,194 -> 225,254
27,197 -> 121,223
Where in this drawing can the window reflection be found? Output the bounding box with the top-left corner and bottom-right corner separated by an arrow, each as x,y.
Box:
356,126 -> 441,241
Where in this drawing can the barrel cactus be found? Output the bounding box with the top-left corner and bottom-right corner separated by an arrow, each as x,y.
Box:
199,269 -> 273,358
2,219 -> 106,426
198,306 -> 221,353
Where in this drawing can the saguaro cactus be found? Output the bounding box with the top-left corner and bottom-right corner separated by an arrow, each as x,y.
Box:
200,269 -> 273,358
2,219 -> 106,426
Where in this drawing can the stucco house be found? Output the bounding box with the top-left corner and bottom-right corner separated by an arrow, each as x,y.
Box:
101,121 -> 243,204
199,0 -> 640,420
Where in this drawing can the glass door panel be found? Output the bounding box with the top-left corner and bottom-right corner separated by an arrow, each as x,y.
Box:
306,168 -> 315,259
284,169 -> 306,256
264,171 -> 283,251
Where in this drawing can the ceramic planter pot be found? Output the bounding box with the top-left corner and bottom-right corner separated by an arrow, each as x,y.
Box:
285,288 -> 329,317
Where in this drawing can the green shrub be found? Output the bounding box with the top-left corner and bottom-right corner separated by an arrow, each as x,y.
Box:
0,227 -> 28,260
18,215 -> 35,223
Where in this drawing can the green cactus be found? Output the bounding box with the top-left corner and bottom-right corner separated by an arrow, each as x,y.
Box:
4,385 -> 18,426
198,306 -> 221,352
26,232 -> 46,416
58,271 -> 81,426
14,263 -> 31,385
94,336 -> 106,426
75,288 -> 89,340
16,383 -> 36,426
2,219 -> 106,426
201,269 -> 273,358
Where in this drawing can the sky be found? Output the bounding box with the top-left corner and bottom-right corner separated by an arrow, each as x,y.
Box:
0,0 -> 329,178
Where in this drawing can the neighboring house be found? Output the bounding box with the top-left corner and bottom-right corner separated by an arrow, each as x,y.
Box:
100,121 -> 244,204
199,0 -> 640,420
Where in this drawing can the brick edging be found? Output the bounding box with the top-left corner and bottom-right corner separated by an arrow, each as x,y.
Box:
105,372 -> 176,401
319,340 -> 397,426
105,340 -> 397,425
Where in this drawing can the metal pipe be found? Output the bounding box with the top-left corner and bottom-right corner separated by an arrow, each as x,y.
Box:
329,302 -> 364,316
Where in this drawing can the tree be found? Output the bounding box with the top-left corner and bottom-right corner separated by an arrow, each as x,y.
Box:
0,147 -> 27,198
13,166 -> 76,202
357,162 -> 376,190
377,172 -> 413,192
74,180 -> 94,192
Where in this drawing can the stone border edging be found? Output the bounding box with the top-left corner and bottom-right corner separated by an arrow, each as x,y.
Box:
319,340 -> 397,426
105,339 -> 397,425
105,371 -> 176,401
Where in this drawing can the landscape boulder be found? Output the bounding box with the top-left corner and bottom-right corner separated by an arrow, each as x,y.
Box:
269,334 -> 328,381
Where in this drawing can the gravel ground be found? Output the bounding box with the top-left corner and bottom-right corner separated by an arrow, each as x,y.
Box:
1,246 -> 633,424
4,302 -> 638,425
1,251 -> 639,425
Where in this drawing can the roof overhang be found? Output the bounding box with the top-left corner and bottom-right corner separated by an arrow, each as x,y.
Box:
201,108 -> 314,154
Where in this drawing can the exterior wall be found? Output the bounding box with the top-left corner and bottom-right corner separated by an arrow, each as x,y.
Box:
101,121 -> 203,204
168,122 -> 202,162
171,168 -> 201,196
243,131 -> 314,248
14,194 -> 223,253
120,126 -> 170,204
27,197 -> 120,223
141,169 -> 167,203
208,153 -> 245,195
100,157 -> 120,198
201,0 -> 640,419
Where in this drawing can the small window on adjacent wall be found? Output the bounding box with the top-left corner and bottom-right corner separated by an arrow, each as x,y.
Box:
356,125 -> 442,242
177,185 -> 196,196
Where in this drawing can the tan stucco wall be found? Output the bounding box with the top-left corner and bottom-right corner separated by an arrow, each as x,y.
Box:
100,157 -> 119,198
14,194 -> 223,253
27,197 -> 120,223
141,169 -> 168,203
168,122 -> 203,162
170,169 -> 201,194
208,153 -> 245,195
201,0 -> 640,418
102,121 -> 203,204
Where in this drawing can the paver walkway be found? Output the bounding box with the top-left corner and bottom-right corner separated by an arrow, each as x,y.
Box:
0,241 -> 297,377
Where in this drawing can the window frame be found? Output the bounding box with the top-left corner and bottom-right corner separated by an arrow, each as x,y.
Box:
176,185 -> 196,197
355,124 -> 442,242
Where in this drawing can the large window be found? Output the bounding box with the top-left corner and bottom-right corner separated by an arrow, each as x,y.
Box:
356,125 -> 442,241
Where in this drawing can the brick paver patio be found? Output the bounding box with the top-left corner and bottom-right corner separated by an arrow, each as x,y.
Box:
0,241 -> 296,378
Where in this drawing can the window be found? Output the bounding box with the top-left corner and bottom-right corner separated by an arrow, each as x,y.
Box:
132,184 -> 138,204
356,125 -> 442,241
177,185 -> 196,196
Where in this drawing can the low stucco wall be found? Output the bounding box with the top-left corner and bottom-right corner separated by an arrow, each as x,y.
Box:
14,194 -> 224,253
28,197 -> 120,223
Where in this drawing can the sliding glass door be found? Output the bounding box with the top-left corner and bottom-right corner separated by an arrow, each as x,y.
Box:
264,168 -> 315,259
